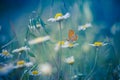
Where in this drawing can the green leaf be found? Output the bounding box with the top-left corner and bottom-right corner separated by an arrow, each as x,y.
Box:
28,52 -> 35,57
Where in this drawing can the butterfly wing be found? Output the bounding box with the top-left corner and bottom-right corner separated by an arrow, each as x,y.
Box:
68,30 -> 74,40
68,29 -> 78,42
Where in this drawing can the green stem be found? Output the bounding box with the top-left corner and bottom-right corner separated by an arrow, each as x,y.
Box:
70,65 -> 73,80
57,21 -> 63,80
84,48 -> 98,80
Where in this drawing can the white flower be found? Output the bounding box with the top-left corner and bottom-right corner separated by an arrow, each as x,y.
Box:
14,60 -> 33,69
78,23 -> 92,31
0,64 -> 14,75
64,56 -> 75,65
29,70 -> 41,76
0,50 -> 13,59
28,36 -> 50,45
48,12 -> 70,22
12,46 -> 30,53
62,41 -> 79,48
39,63 -> 52,75
72,73 -> 84,79
111,24 -> 120,35
89,42 -> 108,47
54,41 -> 79,51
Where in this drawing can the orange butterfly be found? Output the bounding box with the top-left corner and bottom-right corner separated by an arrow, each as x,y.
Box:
68,29 -> 78,42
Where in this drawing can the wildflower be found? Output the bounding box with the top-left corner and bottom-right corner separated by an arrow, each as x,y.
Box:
111,23 -> 120,35
72,73 -> 84,79
28,36 -> 50,45
62,42 -> 79,48
54,41 -> 65,51
64,56 -> 75,65
78,23 -> 92,31
14,60 -> 33,68
54,41 -> 79,51
29,70 -> 41,76
39,63 -> 52,75
0,50 -> 13,59
0,63 -> 14,76
89,42 -> 108,47
48,12 -> 70,22
12,46 -> 30,53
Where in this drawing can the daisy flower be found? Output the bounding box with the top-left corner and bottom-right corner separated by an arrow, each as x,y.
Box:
64,56 -> 75,65
89,41 -> 108,47
39,63 -> 52,75
72,73 -> 84,79
54,41 -> 79,51
29,70 -> 41,76
0,50 -> 13,59
14,60 -> 33,68
28,36 -> 50,45
48,12 -> 70,22
0,63 -> 14,76
12,46 -> 30,53
62,41 -> 79,48
78,23 -> 92,31
54,41 -> 65,51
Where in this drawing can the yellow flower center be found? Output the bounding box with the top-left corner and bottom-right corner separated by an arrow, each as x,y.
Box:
32,70 -> 39,75
83,25 -> 87,28
58,41 -> 65,46
2,51 -> 9,56
17,60 -> 25,66
68,61 -> 74,65
94,42 -> 103,46
54,13 -> 63,19
68,43 -> 74,47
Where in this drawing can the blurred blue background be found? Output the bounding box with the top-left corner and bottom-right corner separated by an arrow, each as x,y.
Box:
0,0 -> 120,47
0,0 -> 120,79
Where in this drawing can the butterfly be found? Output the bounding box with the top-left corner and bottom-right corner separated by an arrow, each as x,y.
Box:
68,29 -> 78,42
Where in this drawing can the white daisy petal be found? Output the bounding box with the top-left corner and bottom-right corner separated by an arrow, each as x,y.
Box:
12,46 -> 30,53
28,36 -> 50,45
63,13 -> 70,19
64,56 -> 75,65
48,12 -> 70,22
78,23 -> 92,31
48,18 -> 56,22
89,44 -> 96,46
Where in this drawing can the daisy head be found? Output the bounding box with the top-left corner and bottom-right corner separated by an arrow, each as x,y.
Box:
54,13 -> 63,19
0,63 -> 14,76
0,50 -> 13,59
78,23 -> 92,31
62,42 -> 79,48
54,41 -> 65,51
28,36 -> 50,45
54,41 -> 79,51
48,12 -> 70,22
39,63 -> 52,76
29,70 -> 41,76
89,41 -> 108,47
12,46 -> 30,53
64,56 -> 75,65
58,41 -> 65,46
14,60 -> 33,68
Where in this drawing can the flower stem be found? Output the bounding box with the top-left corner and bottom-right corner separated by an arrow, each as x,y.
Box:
57,21 -> 63,80
70,65 -> 73,80
84,48 -> 98,80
